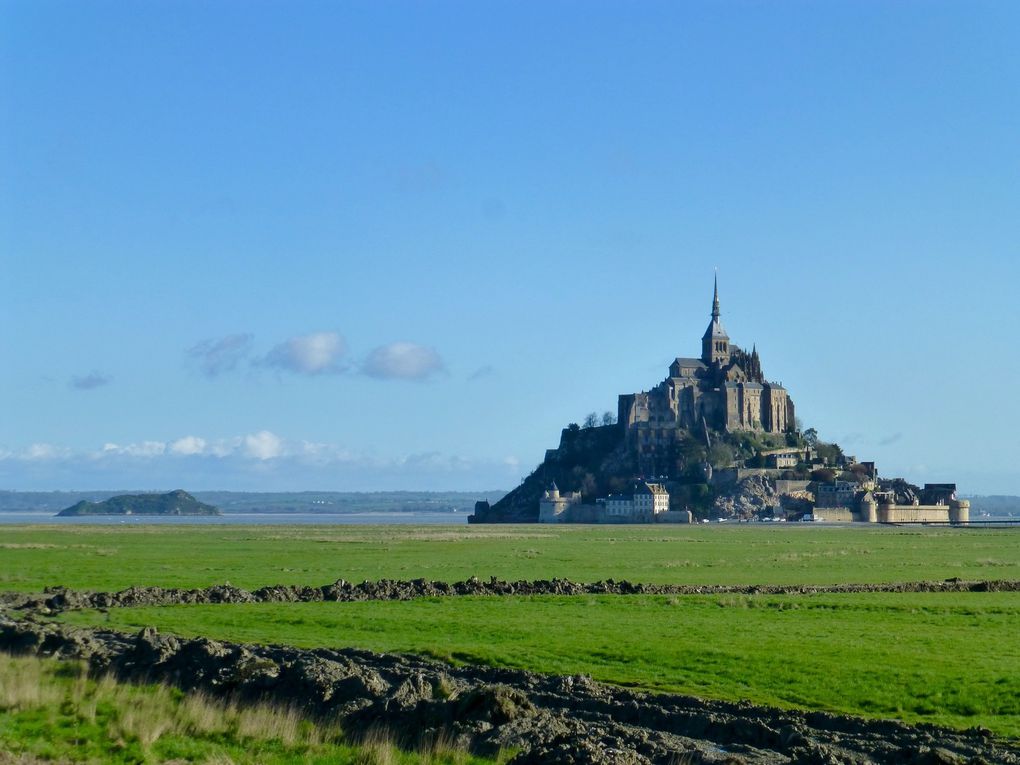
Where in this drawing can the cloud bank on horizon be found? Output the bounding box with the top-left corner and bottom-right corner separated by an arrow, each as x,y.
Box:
0,431 -> 519,492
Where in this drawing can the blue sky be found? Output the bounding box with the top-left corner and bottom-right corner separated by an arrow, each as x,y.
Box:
2,1 -> 1018,493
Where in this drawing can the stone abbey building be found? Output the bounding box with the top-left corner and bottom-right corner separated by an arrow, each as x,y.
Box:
618,278 -> 796,465
470,276 -> 970,525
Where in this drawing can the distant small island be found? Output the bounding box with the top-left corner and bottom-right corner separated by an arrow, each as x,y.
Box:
57,490 -> 221,517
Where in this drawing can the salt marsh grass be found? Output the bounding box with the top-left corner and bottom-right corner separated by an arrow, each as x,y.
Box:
0,654 -> 490,764
2,524 -> 1019,592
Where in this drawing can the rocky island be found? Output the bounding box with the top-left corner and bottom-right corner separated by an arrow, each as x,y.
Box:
473,277 -> 968,525
57,489 -> 220,517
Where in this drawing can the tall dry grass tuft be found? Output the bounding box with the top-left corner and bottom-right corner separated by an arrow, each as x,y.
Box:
235,701 -> 314,747
419,728 -> 472,765
351,726 -> 400,765
0,655 -> 419,763
0,655 -> 62,710
109,683 -> 176,750
175,690 -> 232,737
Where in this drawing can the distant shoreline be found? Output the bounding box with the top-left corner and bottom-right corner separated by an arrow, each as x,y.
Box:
0,489 -> 507,515
0,510 -> 470,526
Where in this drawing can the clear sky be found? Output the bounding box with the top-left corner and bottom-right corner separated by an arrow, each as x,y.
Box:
2,1 -> 1018,494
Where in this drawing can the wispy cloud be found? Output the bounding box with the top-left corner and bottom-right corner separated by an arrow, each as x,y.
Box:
187,334 -> 254,377
363,342 -> 444,381
99,441 -> 166,458
69,372 -> 111,390
879,433 -> 903,446
260,332 -> 347,375
468,365 -> 495,381
21,443 -> 72,461
187,331 -> 455,384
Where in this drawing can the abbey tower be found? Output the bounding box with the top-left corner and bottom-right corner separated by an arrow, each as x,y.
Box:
618,277 -> 795,472
701,276 -> 730,366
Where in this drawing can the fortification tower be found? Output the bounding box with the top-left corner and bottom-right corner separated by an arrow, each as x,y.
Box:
701,274 -> 730,366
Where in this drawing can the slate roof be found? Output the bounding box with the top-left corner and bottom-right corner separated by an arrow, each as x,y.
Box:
673,357 -> 706,369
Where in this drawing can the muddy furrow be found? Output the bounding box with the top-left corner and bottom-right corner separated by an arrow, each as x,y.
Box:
0,617 -> 1015,764
3,576 -> 1017,614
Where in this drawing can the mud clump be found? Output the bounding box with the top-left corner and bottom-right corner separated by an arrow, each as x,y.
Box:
1,618 -> 1016,764
12,577 -> 1020,616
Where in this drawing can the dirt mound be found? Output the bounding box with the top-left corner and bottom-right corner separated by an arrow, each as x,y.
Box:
1,618 -> 1015,764
8,577 -> 1020,616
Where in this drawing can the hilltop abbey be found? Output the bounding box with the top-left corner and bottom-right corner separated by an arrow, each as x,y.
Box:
470,275 -> 968,526
618,278 -> 795,469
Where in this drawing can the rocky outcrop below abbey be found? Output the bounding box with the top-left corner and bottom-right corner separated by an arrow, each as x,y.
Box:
1,613 -> 1015,764
472,423 -> 629,523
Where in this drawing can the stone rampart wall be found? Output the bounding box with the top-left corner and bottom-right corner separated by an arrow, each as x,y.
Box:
655,510 -> 693,524
813,507 -> 855,522
878,504 -> 951,523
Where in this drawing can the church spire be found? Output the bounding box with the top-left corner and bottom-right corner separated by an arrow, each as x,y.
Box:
702,272 -> 730,365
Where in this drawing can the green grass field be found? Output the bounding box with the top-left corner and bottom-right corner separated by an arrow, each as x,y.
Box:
3,523 -> 1020,739
63,591 -> 1020,737
2,523 -> 1018,592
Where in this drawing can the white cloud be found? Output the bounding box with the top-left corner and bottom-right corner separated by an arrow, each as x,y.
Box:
170,436 -> 207,456
363,342 -> 445,381
243,430 -> 283,460
23,443 -> 69,461
208,438 -> 242,458
261,332 -> 347,375
99,441 -> 166,458
187,334 -> 254,377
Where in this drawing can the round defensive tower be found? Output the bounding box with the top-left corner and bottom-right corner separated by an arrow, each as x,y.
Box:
876,502 -> 895,524
860,493 -> 878,523
949,498 -> 970,525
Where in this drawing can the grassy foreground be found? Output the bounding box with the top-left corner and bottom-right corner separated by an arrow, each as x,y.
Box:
0,653 -> 498,765
2,523 -> 1019,592
64,591 -> 1020,737
5,523 -> 1020,741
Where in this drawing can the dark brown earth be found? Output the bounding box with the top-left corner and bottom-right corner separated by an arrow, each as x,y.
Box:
3,576 -> 1018,614
2,579 -> 1018,764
